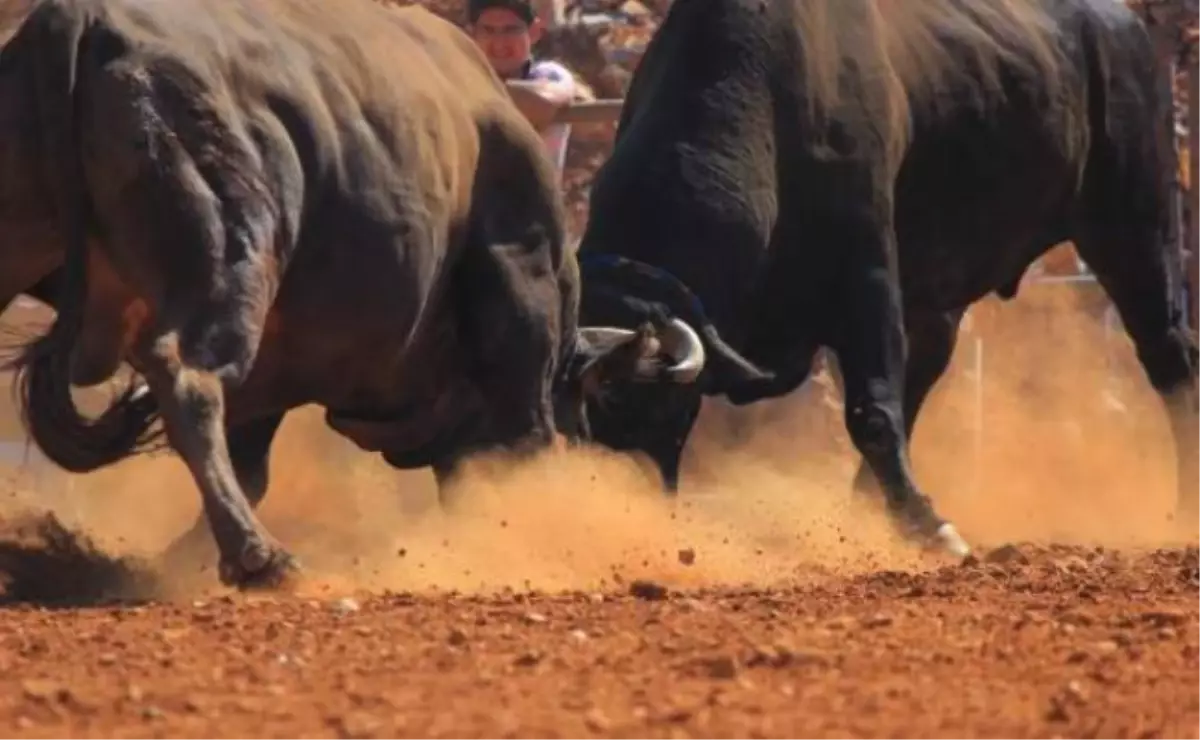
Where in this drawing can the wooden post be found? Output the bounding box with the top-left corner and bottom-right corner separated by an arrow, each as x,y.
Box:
1187,46 -> 1199,333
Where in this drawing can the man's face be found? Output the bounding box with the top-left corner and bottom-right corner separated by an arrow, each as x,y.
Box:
470,7 -> 543,78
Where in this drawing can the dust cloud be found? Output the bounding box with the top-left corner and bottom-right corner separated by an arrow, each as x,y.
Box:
0,277 -> 1194,600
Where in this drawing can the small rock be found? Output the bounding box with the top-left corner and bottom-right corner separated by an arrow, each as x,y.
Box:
984,544 -> 1028,565
447,628 -> 469,647
588,593 -> 605,605
568,629 -> 590,643
861,613 -> 894,629
1157,626 -> 1178,640
126,684 -> 145,702
583,708 -> 611,732
826,616 -> 855,631
21,679 -> 61,702
514,650 -> 543,667
677,548 -> 696,566
629,580 -> 668,601
523,611 -> 548,625
1094,639 -> 1120,655
1055,555 -> 1090,573
1045,697 -> 1070,723
97,652 -> 117,666
1064,680 -> 1088,705
1142,609 -> 1187,627
703,655 -> 739,679
1066,650 -> 1089,664
142,705 -> 165,720
331,597 -> 360,615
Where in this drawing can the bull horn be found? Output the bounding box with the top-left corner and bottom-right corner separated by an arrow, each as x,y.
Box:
658,318 -> 706,384
577,327 -> 663,377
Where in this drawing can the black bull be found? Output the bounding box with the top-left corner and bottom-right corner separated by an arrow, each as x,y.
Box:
0,0 -> 720,588
577,0 -> 1200,554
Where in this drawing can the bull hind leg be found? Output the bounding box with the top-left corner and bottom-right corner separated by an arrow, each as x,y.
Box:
158,412 -> 287,578
829,222 -> 970,558
1072,224 -> 1199,533
850,309 -> 965,496
89,116 -> 299,587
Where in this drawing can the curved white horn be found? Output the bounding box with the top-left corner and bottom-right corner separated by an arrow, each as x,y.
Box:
576,327 -> 663,378
578,327 -> 639,345
658,318 -> 706,384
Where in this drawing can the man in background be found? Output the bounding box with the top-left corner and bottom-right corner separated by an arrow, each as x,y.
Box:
468,0 -> 577,177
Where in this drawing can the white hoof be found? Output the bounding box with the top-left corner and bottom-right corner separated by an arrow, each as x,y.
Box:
935,523 -> 972,559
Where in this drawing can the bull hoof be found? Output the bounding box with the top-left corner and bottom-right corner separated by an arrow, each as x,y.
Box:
895,512 -> 972,560
928,523 -> 972,559
218,546 -> 302,591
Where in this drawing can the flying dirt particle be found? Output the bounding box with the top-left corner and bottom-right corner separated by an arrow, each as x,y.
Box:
397,548 -> 406,558
678,548 -> 696,566
629,580 -> 668,601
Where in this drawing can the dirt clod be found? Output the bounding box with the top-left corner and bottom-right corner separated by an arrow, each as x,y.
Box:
629,580 -> 669,601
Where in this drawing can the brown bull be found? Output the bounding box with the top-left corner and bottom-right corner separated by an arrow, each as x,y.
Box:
0,0 -> 708,588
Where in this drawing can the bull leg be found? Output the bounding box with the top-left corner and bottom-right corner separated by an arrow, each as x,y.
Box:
456,238 -> 559,459
830,237 -> 970,558
158,412 -> 286,574
1073,234 -> 1199,532
851,308 -> 965,495
136,332 -> 296,589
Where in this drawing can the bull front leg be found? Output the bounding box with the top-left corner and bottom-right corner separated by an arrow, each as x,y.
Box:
828,222 -> 971,559
850,308 -> 966,497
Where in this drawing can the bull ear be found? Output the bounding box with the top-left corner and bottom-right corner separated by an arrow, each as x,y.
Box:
571,323 -> 661,397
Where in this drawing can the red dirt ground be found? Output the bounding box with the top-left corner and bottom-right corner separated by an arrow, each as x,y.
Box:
0,288 -> 1197,738
0,536 -> 1195,739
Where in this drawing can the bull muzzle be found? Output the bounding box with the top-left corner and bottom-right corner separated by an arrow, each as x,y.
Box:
578,317 -> 706,383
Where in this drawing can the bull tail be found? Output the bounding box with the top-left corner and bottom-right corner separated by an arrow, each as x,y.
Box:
2,2 -> 160,474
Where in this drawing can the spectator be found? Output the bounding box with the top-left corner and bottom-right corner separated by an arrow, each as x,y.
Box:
468,0 -> 577,177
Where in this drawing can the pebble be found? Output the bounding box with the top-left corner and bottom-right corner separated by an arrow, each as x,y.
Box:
629,580 -> 669,601
583,708 -> 612,732
514,650 -> 543,667
569,629 -> 590,643
20,679 -> 61,702
861,613 -> 894,629
331,597 -> 361,615
704,655 -> 739,680
524,611 -> 548,625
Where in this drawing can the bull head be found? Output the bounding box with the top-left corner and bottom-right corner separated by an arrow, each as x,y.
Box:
576,316 -> 706,384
